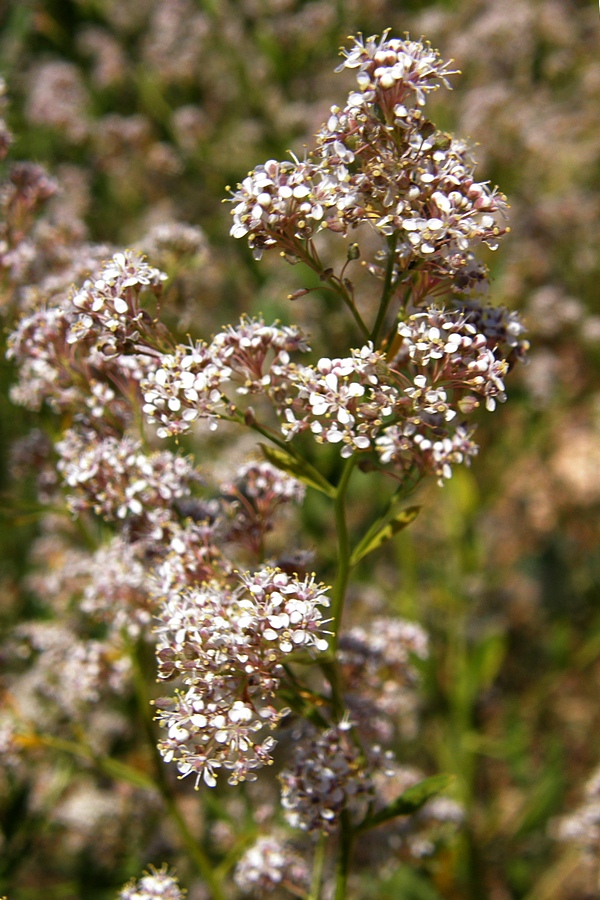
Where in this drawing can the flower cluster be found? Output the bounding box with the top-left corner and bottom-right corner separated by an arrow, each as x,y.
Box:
81,537 -> 153,638
152,517 -> 227,598
269,302 -> 525,480
234,834 -> 310,896
153,568 -> 330,787
141,317 -> 310,437
56,430 -> 200,529
553,765 -> 600,862
280,344 -> 397,456
118,866 -> 184,900
279,720 -> 374,834
220,460 -> 306,554
229,32 -> 507,290
10,622 -> 130,718
67,250 -> 167,355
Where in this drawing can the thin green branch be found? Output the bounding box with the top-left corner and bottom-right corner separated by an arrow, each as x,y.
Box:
330,456 -> 357,644
370,233 -> 399,347
287,239 -> 370,341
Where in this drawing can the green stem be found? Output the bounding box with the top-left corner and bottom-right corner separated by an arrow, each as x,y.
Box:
308,833 -> 327,900
130,645 -> 225,900
370,234 -> 398,347
330,457 -> 356,645
290,240 -> 370,342
334,810 -> 353,900
320,456 -> 357,718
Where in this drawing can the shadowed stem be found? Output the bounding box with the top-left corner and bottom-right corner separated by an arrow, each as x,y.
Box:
308,833 -> 327,900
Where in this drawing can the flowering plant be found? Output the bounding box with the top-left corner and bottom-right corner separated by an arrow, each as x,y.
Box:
2,31 -> 527,900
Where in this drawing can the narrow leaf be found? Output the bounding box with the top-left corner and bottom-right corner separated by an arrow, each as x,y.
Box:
350,505 -> 420,566
357,773 -> 455,832
259,443 -> 336,499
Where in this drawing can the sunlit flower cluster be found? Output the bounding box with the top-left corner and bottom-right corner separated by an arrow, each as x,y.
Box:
154,568 -> 330,787
335,31 -> 457,105
142,317 -> 310,437
119,865 -> 184,900
230,32 -> 507,286
67,250 -> 167,354
280,344 -> 397,457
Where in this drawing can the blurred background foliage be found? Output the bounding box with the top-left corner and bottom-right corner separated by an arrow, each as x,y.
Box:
0,0 -> 599,897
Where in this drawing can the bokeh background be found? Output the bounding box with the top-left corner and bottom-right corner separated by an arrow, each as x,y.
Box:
1,1 -> 599,897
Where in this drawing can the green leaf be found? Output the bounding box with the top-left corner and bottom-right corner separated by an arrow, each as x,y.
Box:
357,773 -> 455,832
350,505 -> 420,566
258,443 -> 336,499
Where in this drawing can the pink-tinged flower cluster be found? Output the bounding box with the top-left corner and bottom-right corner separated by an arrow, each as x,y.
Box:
142,317 -> 310,437
81,537 -> 153,638
270,304 -> 523,480
229,157 -> 332,259
67,250 -> 167,354
142,339 -> 230,437
395,306 -> 512,412
229,32 -> 507,288
11,622 -> 131,717
234,834 -> 310,896
279,720 -> 374,833
56,430 -> 200,528
335,31 -> 457,105
7,307 -> 80,411
153,567 -> 330,787
280,344 -> 398,457
152,517 -> 227,598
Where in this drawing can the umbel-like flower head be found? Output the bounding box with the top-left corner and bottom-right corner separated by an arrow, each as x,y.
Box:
153,567 -> 331,787
229,31 -> 507,294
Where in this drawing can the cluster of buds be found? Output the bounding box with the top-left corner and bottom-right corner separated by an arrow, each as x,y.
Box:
219,460 -> 306,555
153,567 -> 330,787
279,720 -> 374,833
